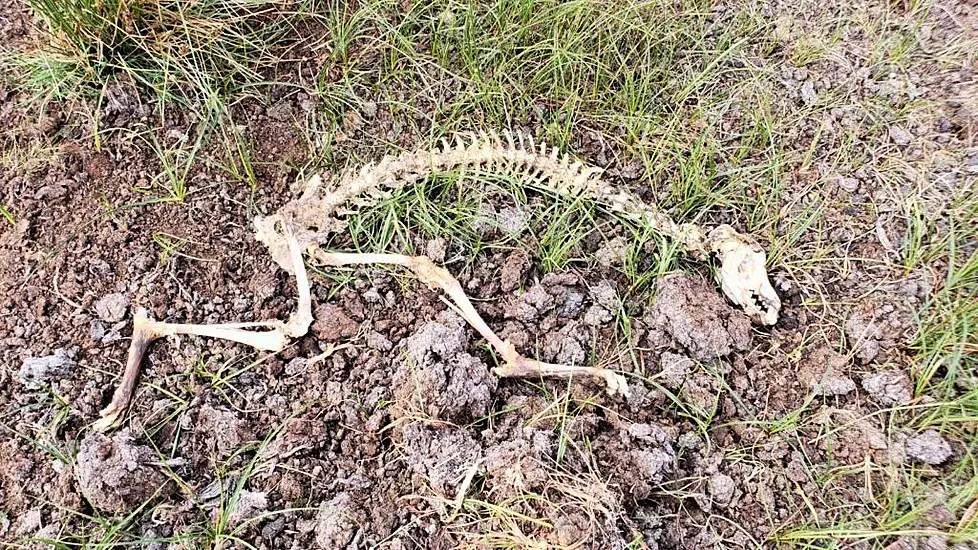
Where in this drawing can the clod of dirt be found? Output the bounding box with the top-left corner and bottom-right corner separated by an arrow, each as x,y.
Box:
75,430 -> 169,514
658,352 -> 692,390
311,304 -> 359,341
646,275 -> 751,361
484,429 -> 552,499
798,348 -> 856,396
595,236 -> 627,267
516,284 -> 554,319
504,272 -> 586,321
708,473 -> 736,508
266,99 -> 294,122
94,293 -> 129,323
425,237 -> 448,263
589,280 -> 620,310
314,492 -> 364,549
34,183 -> 67,201
249,269 -> 279,303
583,280 -> 618,327
582,304 -> 612,326
813,375 -> 856,397
596,423 -> 676,500
496,205 -> 529,235
845,299 -> 912,363
905,430 -> 953,465
18,349 -> 76,386
656,352 -> 718,414
887,535 -> 952,550
542,322 -> 588,365
225,490 -> 268,524
889,125 -> 913,146
628,446 -> 674,497
392,311 -> 496,422
499,251 -> 530,292
195,405 -> 254,456
361,101 -> 378,119
862,370 -> 913,406
400,423 -> 481,495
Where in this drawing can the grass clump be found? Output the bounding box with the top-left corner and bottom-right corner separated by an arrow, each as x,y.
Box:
12,0 -> 303,112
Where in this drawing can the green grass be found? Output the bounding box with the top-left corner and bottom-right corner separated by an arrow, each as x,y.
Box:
10,0 -> 307,114
769,205 -> 978,546
0,205 -> 14,224
340,169 -> 657,276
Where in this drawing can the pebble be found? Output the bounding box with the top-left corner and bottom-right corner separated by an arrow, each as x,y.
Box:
889,125 -> 913,146
94,293 -> 129,323
906,430 -> 953,465
709,473 -> 736,507
19,349 -> 76,385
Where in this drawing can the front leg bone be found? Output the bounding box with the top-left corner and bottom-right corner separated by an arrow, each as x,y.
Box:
94,228 -> 312,432
93,309 -> 289,431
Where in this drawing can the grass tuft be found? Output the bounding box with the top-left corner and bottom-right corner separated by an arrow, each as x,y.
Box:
12,0 -> 306,114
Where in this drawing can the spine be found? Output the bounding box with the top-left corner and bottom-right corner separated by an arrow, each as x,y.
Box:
297,130 -> 708,255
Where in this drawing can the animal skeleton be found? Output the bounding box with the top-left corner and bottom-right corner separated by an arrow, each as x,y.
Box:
94,130 -> 780,431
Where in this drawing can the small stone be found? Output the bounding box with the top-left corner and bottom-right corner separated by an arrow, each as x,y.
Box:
862,370 -> 912,406
94,293 -> 129,323
709,473 -> 736,507
361,101 -> 378,119
19,349 -> 76,385
889,125 -> 913,146
905,430 -> 953,465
